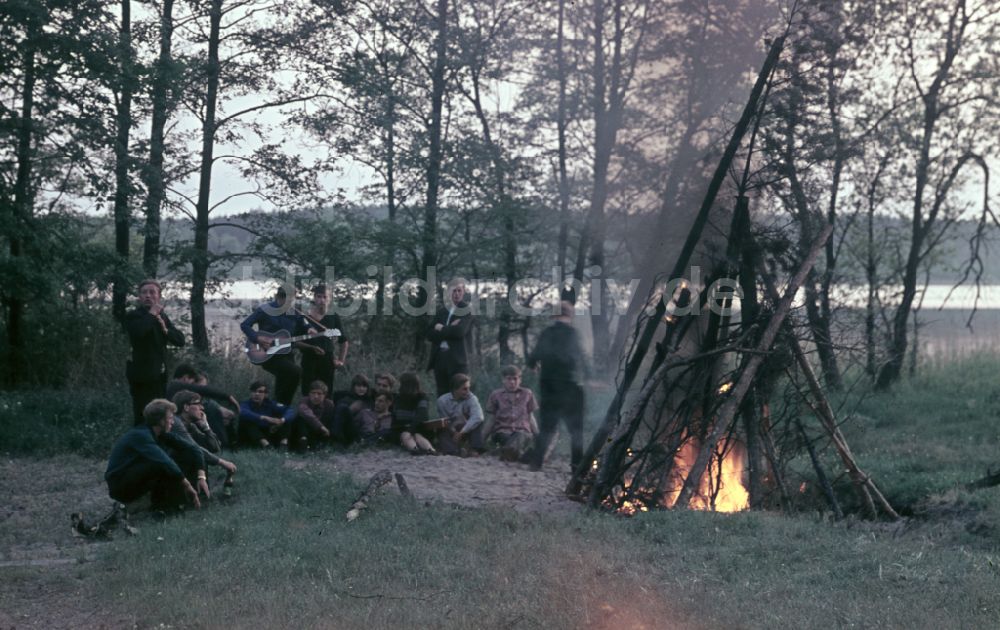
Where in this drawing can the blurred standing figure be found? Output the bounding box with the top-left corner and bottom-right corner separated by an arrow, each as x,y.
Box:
526,301 -> 587,472
124,279 -> 185,425
427,280 -> 473,398
300,284 -> 350,396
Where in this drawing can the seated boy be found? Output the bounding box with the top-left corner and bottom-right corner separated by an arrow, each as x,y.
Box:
166,364 -> 239,448
294,380 -> 335,449
354,391 -> 393,444
485,365 -> 539,462
104,399 -> 203,514
172,390 -> 238,491
238,381 -> 295,448
435,373 -> 485,456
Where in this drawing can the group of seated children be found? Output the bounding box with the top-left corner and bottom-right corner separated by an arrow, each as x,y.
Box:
237,365 -> 539,462
103,365 -> 539,517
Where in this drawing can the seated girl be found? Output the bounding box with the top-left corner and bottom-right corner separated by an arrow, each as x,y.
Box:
331,374 -> 372,444
393,372 -> 436,455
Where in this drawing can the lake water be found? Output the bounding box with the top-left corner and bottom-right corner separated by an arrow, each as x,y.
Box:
188,281 -> 1000,363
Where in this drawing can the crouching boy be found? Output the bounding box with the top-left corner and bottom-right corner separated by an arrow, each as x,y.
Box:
485,365 -> 538,461
104,399 -> 203,513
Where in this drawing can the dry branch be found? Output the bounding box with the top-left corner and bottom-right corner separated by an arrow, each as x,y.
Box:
759,265 -> 900,520
966,468 -> 1000,491
674,222 -> 833,509
346,469 -> 393,522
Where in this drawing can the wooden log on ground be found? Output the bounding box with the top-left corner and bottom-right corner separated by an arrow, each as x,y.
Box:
966,468 -> 1000,491
346,469 -> 393,522
395,473 -> 413,498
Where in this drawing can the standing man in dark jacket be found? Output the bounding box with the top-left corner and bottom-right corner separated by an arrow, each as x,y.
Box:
427,280 -> 473,398
526,301 -> 588,472
124,279 -> 185,425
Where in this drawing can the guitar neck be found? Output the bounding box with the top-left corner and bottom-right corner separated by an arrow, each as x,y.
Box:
286,333 -> 320,343
283,330 -> 337,344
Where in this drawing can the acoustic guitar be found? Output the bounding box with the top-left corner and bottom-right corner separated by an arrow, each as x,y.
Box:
245,328 -> 341,364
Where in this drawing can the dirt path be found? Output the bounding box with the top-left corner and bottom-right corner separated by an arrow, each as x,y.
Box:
0,456 -> 134,628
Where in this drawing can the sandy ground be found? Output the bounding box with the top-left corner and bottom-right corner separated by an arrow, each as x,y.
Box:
0,456 -> 135,629
286,447 -> 584,514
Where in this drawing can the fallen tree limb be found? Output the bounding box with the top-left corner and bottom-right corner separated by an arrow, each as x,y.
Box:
346,469 -> 393,522
966,468 -> 1000,491
395,473 -> 412,498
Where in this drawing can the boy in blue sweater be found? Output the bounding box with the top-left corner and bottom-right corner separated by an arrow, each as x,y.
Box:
238,380 -> 296,448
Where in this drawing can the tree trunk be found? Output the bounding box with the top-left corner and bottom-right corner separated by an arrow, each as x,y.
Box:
607,124 -> 700,363
112,0 -> 134,323
876,1 -> 966,390
421,0 -> 449,291
820,61 -> 845,390
378,57 -> 398,317
6,26 -> 37,385
555,0 -> 570,276
781,105 -> 841,392
142,0 -> 175,277
190,0 -> 222,352
468,67 -> 516,363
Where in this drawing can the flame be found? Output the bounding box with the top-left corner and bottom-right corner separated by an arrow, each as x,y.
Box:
663,439 -> 749,513
611,437 -> 749,515
717,382 -> 733,394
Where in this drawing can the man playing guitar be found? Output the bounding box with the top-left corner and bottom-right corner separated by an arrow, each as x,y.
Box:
240,286 -> 319,405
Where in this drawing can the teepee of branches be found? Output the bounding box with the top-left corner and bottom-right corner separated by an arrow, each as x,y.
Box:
565,36 -> 898,520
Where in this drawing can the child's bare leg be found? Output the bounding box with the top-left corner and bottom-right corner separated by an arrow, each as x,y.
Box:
414,433 -> 435,453
401,432 -> 418,452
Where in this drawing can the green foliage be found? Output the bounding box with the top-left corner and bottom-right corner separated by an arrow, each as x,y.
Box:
845,354 -> 1000,510
0,388 -> 128,457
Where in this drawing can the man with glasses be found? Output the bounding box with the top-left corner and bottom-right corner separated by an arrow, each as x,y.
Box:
171,390 -> 237,493
238,381 -> 296,448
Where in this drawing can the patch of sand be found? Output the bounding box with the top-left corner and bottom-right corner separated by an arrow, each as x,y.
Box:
287,448 -> 584,514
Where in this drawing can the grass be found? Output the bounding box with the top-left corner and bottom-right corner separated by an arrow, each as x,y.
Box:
6,355 -> 1000,628
74,451 -> 1000,629
845,353 -> 1000,510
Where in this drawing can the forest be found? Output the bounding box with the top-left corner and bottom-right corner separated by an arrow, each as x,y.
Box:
3,0 -> 998,390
